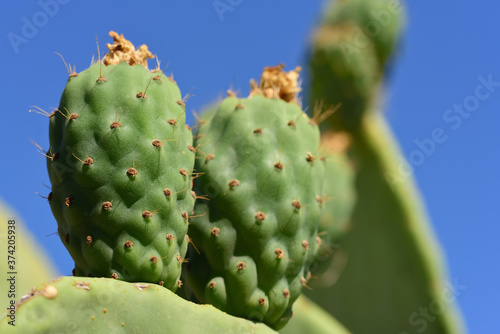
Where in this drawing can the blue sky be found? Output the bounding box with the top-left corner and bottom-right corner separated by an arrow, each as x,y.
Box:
1,1 -> 498,332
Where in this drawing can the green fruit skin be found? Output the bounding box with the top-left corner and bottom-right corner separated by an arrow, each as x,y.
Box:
0,276 -> 277,334
47,62 -> 195,291
184,95 -> 325,330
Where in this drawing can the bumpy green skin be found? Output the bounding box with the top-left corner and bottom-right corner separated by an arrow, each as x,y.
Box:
47,62 -> 195,291
309,0 -> 404,131
306,148 -> 356,278
183,95 -> 325,329
0,276 -> 276,333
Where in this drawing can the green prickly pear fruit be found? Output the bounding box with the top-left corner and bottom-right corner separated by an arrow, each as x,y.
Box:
0,276 -> 277,333
183,65 -> 326,330
47,32 -> 195,291
309,26 -> 379,131
309,0 -> 404,132
323,0 -> 404,69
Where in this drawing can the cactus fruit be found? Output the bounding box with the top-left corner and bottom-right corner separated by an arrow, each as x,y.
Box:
0,276 -> 276,333
309,0 -> 404,131
47,32 -> 195,291
322,0 -> 404,69
183,65 -> 326,329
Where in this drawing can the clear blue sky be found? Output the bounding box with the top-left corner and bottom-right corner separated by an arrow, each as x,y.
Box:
1,1 -> 497,332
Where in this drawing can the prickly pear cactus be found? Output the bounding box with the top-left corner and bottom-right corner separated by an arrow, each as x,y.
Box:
307,1 -> 465,333
278,296 -> 350,334
0,201 -> 57,314
0,276 -> 276,333
310,0 -> 404,131
47,32 -> 195,291
307,131 -> 356,278
183,65 -> 326,330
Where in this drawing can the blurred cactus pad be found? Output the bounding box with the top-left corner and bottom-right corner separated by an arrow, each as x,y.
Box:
0,200 -> 57,315
306,0 -> 465,333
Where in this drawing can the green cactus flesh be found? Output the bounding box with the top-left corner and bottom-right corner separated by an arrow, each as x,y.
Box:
0,276 -> 276,333
47,34 -> 195,291
183,66 -> 326,330
278,296 -> 351,334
